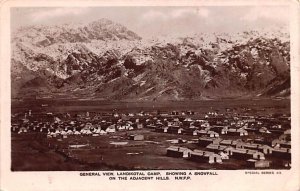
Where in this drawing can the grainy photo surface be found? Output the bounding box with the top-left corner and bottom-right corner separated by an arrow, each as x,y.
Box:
10,6 -> 291,171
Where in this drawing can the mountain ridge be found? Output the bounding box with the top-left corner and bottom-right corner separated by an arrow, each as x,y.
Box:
11,19 -> 290,101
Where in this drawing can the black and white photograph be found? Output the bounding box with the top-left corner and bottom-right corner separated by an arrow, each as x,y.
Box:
9,5 -> 293,171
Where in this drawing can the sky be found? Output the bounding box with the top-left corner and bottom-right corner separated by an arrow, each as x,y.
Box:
11,6 -> 290,38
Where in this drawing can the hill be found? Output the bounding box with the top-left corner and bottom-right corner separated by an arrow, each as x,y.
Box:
11,19 -> 290,100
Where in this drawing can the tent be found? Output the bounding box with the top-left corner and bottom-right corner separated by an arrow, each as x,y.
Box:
18,127 -> 28,134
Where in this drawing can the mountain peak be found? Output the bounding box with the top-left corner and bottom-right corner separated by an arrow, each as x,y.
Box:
12,18 -> 141,46
90,18 -> 114,25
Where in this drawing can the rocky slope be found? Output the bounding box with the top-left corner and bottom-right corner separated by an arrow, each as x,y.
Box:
11,19 -> 290,100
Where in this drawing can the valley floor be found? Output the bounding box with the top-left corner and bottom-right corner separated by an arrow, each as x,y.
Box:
10,99 -> 291,171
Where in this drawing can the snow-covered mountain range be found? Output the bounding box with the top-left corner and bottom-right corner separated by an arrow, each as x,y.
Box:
11,19 -> 290,100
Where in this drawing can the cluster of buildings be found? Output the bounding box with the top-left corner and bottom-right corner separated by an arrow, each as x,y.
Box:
12,111 -> 143,138
162,113 -> 291,168
12,109 -> 291,169
167,130 -> 291,168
